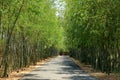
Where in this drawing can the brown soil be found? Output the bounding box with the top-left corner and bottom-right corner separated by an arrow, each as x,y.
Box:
1,56 -> 120,80
71,58 -> 120,80
0,57 -> 53,80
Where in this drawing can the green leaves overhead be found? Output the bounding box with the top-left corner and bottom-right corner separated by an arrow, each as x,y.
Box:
64,0 -> 120,74
0,0 -> 65,77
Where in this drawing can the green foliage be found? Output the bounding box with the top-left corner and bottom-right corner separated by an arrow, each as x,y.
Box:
64,0 -> 120,74
0,0 -> 65,77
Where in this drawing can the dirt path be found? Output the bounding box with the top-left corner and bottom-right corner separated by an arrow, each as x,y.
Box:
21,56 -> 97,80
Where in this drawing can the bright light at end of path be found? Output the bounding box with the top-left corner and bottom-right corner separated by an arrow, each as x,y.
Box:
54,0 -> 66,17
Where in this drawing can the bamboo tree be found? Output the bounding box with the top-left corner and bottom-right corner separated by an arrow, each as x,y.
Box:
0,0 -> 65,77
64,0 -> 120,75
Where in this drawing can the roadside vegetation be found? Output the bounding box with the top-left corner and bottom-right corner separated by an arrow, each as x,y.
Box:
64,0 -> 120,75
0,0 -> 64,77
0,0 -> 120,79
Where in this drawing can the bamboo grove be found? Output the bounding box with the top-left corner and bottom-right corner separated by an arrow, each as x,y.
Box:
64,0 -> 120,75
0,0 -> 64,77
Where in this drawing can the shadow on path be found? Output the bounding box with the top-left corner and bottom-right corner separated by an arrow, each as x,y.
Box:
21,56 -> 97,80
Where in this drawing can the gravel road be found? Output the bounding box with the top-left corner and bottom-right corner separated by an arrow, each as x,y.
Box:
21,56 -> 97,80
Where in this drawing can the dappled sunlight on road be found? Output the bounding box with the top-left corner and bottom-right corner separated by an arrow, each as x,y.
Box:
21,56 -> 97,80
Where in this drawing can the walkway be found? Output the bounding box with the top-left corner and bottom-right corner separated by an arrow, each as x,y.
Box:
21,56 -> 97,80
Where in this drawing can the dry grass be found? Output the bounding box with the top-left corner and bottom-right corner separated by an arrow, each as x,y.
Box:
71,58 -> 120,80
0,57 -> 54,80
1,56 -> 120,80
